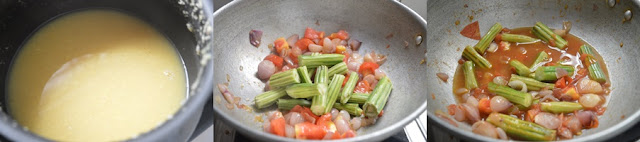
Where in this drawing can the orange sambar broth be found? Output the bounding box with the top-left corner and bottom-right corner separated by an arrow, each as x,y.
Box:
452,27 -> 610,102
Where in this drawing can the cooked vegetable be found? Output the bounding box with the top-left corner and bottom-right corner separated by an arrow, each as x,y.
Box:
323,75 -> 346,114
265,54 -> 284,69
314,65 -> 329,84
500,33 -> 539,43
531,51 -> 549,68
463,61 -> 478,89
534,66 -> 574,82
297,66 -> 313,83
311,66 -> 329,115
463,46 -> 492,69
277,99 -> 312,110
509,74 -> 554,91
328,62 -> 348,78
532,22 -> 568,49
488,83 -> 532,108
286,83 -> 326,98
298,54 -> 345,68
486,113 -> 557,141
363,77 -> 393,118
540,102 -> 583,114
333,103 -> 363,116
347,93 -> 369,104
358,62 -> 379,76
340,71 -> 359,104
249,30 -> 263,47
255,88 -> 288,109
474,23 -> 503,53
269,69 -> 301,88
579,45 -> 607,83
509,60 -> 532,77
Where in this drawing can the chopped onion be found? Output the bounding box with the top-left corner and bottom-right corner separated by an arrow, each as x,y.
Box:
436,73 -> 449,82
566,115 -> 583,133
462,104 -> 480,123
331,108 -> 339,120
492,76 -> 508,86
490,96 -> 512,112
284,112 -> 304,126
263,121 -> 271,133
286,34 -> 299,47
487,42 -> 498,53
453,105 -> 466,122
508,80 -> 527,92
347,61 -> 361,72
350,117 -> 362,130
257,60 -> 276,80
466,96 -> 479,108
555,67 -> 569,78
579,94 -> 602,109
349,39 -> 362,51
471,121 -> 498,138
374,69 -> 387,80
334,116 -> 350,134
363,74 -> 377,88
577,78 -> 604,94
322,37 -> 335,53
496,128 -> 508,140
535,112 -> 561,129
249,30 -> 263,47
308,44 -> 323,52
285,124 -> 295,138
339,110 -> 351,122
323,132 -> 334,140
576,111 -> 595,127
455,88 -> 469,95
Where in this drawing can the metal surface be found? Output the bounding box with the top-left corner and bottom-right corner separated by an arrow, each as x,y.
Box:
213,0 -> 427,141
426,0 -> 640,141
0,0 -> 213,141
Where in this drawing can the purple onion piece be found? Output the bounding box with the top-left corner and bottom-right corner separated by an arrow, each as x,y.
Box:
250,30 -> 263,47
349,39 -> 362,51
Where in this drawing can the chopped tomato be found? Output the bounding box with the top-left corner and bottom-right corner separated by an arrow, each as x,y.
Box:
555,77 -> 567,88
525,104 -> 541,122
274,37 -> 290,54
335,45 -> 346,54
291,105 -> 319,120
477,98 -> 492,114
316,114 -> 332,126
358,62 -> 379,76
342,73 -> 350,86
447,104 -> 457,115
270,117 -> 286,136
264,54 -> 284,68
460,21 -> 481,40
342,52 -> 350,63
329,30 -> 349,40
340,130 -> 356,139
294,122 -> 328,140
354,80 -> 372,93
378,110 -> 384,117
304,27 -> 324,40
295,38 -> 314,51
494,34 -> 502,43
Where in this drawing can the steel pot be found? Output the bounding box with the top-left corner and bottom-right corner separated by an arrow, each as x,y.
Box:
0,0 -> 213,141
426,0 -> 640,141
213,0 -> 427,141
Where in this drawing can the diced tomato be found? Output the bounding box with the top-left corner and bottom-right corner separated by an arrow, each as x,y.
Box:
525,104 -> 541,122
304,27 -> 324,40
447,104 -> 457,115
342,73 -> 350,86
460,21 -> 481,40
340,130 -> 356,139
342,52 -> 350,63
354,80 -> 372,93
477,98 -> 492,114
494,34 -> 502,43
329,30 -> 349,40
316,114 -> 332,126
274,37 -> 290,54
295,38 -> 314,51
270,117 -> 286,136
294,122 -> 328,140
335,45 -> 346,54
264,54 -> 284,68
555,77 -> 567,88
358,62 -> 379,76
378,110 -> 384,117
291,105 -> 319,120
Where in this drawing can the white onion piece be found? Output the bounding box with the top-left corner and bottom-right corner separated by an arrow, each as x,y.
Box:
308,44 -> 323,52
462,104 -> 480,123
453,105 -> 466,122
291,46 -> 302,56
508,80 -> 527,92
490,96 -> 512,112
576,111 -> 595,127
374,69 -> 387,80
350,117 -> 362,130
285,124 -> 295,138
461,93 -> 471,103
286,34 -> 299,47
579,94 -> 602,109
339,110 -> 351,122
269,111 -> 283,121
347,61 -> 361,72
455,88 -> 469,95
284,112 -> 304,125
323,132 -> 334,140
301,112 -> 316,124
492,76 -> 508,86
322,37 -> 334,53
363,53 -> 374,63
534,112 -> 561,129
350,53 -> 362,62
577,79 -> 604,94
555,67 -> 569,78
332,38 -> 341,48
496,128 -> 508,140
284,56 -> 295,67
487,42 -> 498,53
349,39 -> 362,51
363,74 -> 377,88
471,121 -> 498,138
331,108 -> 339,120
566,116 -> 583,133
466,96 -> 479,108
334,116 -> 350,134
249,30 -> 263,47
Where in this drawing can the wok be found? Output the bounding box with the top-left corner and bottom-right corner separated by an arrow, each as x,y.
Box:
213,0 -> 427,141
427,0 -> 640,141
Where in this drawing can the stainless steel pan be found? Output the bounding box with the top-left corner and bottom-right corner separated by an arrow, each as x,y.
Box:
213,0 -> 427,141
427,0 -> 640,141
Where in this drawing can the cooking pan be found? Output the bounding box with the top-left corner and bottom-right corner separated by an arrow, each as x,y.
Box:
0,0 -> 213,141
213,0 -> 427,141
426,0 -> 640,141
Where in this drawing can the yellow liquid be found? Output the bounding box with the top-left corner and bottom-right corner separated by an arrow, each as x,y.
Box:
7,10 -> 186,141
